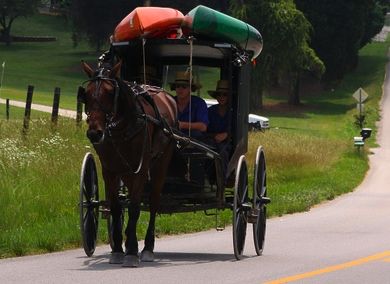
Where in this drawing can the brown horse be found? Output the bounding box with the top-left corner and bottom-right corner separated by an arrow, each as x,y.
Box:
81,61 -> 177,267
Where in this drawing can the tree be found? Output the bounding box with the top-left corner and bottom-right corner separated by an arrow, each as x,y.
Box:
360,1 -> 386,47
150,0 -> 228,13
69,0 -> 229,52
0,0 -> 39,46
295,0 -> 385,82
230,0 -> 324,108
70,0 -> 144,51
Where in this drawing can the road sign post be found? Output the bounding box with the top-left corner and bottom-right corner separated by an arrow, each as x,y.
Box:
353,88 -> 368,128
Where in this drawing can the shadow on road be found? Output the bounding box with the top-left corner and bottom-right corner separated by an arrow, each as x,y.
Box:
75,251 -> 257,270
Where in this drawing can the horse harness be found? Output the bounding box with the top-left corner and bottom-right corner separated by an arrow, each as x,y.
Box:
83,69 -> 174,175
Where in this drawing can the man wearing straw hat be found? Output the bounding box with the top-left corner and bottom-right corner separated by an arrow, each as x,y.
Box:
170,71 -> 208,139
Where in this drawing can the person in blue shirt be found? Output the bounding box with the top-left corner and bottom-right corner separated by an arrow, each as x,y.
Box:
207,79 -> 232,180
170,71 -> 208,139
207,79 -> 231,144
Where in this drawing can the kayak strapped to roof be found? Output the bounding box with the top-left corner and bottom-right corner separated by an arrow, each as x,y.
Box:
113,5 -> 262,60
113,7 -> 184,42
182,5 -> 262,60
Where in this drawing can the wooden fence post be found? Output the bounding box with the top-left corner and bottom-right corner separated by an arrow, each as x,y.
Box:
23,85 -> 34,132
76,86 -> 84,126
51,87 -> 61,125
6,98 -> 9,120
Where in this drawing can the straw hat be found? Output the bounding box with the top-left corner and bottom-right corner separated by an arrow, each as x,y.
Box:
169,71 -> 201,92
208,80 -> 229,98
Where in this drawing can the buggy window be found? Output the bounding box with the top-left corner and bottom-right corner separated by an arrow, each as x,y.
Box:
162,65 -> 220,99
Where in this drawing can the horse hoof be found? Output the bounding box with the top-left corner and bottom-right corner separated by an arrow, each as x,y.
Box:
122,254 -> 140,267
109,252 -> 124,264
141,250 -> 154,262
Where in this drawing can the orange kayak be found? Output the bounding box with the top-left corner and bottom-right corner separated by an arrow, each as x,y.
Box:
113,7 -> 184,42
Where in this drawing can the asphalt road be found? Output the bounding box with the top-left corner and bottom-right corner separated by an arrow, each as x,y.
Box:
1,57 -> 390,284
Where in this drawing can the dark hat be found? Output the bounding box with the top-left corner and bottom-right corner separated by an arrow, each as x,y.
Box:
169,71 -> 201,92
208,80 -> 229,98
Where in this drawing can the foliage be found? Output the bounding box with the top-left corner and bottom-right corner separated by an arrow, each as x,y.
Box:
0,0 -> 40,46
295,0 -> 386,82
150,0 -> 228,13
68,0 -> 229,51
360,1 -> 387,47
69,0 -> 143,51
230,0 -> 323,108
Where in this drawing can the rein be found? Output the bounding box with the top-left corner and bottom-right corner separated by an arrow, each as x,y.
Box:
85,71 -> 163,175
108,113 -> 149,175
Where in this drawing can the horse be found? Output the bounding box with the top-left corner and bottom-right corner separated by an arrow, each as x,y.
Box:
80,61 -> 177,267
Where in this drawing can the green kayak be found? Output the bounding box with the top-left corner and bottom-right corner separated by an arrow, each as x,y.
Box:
182,5 -> 263,59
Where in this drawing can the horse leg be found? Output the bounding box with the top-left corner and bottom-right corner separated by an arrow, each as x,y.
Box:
121,175 -> 147,267
140,206 -> 157,262
102,169 -> 124,264
141,145 -> 174,262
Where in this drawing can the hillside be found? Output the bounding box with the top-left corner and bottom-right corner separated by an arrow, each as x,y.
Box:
0,13 -> 102,109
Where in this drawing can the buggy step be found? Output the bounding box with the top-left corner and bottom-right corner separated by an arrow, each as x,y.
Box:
261,197 -> 271,205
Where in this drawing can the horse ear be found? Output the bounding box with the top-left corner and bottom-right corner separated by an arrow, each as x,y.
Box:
110,61 -> 122,78
82,60 -> 94,78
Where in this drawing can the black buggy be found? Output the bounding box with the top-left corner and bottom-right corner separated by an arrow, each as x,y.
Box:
79,30 -> 269,260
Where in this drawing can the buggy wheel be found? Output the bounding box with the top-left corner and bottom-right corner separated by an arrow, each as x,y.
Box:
79,152 -> 99,257
253,146 -> 268,256
233,155 -> 249,260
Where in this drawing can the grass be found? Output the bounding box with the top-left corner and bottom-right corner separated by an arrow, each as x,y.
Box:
0,13 -> 389,258
0,14 -> 100,109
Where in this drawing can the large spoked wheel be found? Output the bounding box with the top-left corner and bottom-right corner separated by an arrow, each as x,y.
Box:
253,146 -> 269,256
80,152 -> 100,257
233,155 -> 249,260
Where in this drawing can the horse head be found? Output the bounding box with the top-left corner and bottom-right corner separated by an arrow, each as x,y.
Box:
81,61 -> 123,144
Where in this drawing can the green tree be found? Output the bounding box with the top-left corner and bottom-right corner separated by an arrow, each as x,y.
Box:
70,0 -> 144,51
360,1 -> 386,47
69,0 -> 229,52
230,0 -> 324,108
150,0 -> 228,13
0,0 -> 39,46
295,0 -> 385,82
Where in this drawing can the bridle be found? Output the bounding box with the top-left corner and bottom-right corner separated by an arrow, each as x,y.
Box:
82,67 -> 121,124
82,68 -> 150,174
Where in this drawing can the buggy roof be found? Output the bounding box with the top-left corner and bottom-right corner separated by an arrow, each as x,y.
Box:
112,38 -> 237,67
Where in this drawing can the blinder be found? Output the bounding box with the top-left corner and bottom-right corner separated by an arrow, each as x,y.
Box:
81,69 -> 121,117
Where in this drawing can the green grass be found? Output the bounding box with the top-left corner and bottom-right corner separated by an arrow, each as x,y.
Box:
0,113 -> 232,258
251,36 -> 389,216
0,14 -> 100,109
0,13 -> 389,258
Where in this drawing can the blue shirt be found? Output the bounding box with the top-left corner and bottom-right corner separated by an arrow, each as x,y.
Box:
208,104 -> 230,134
175,95 -> 209,137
